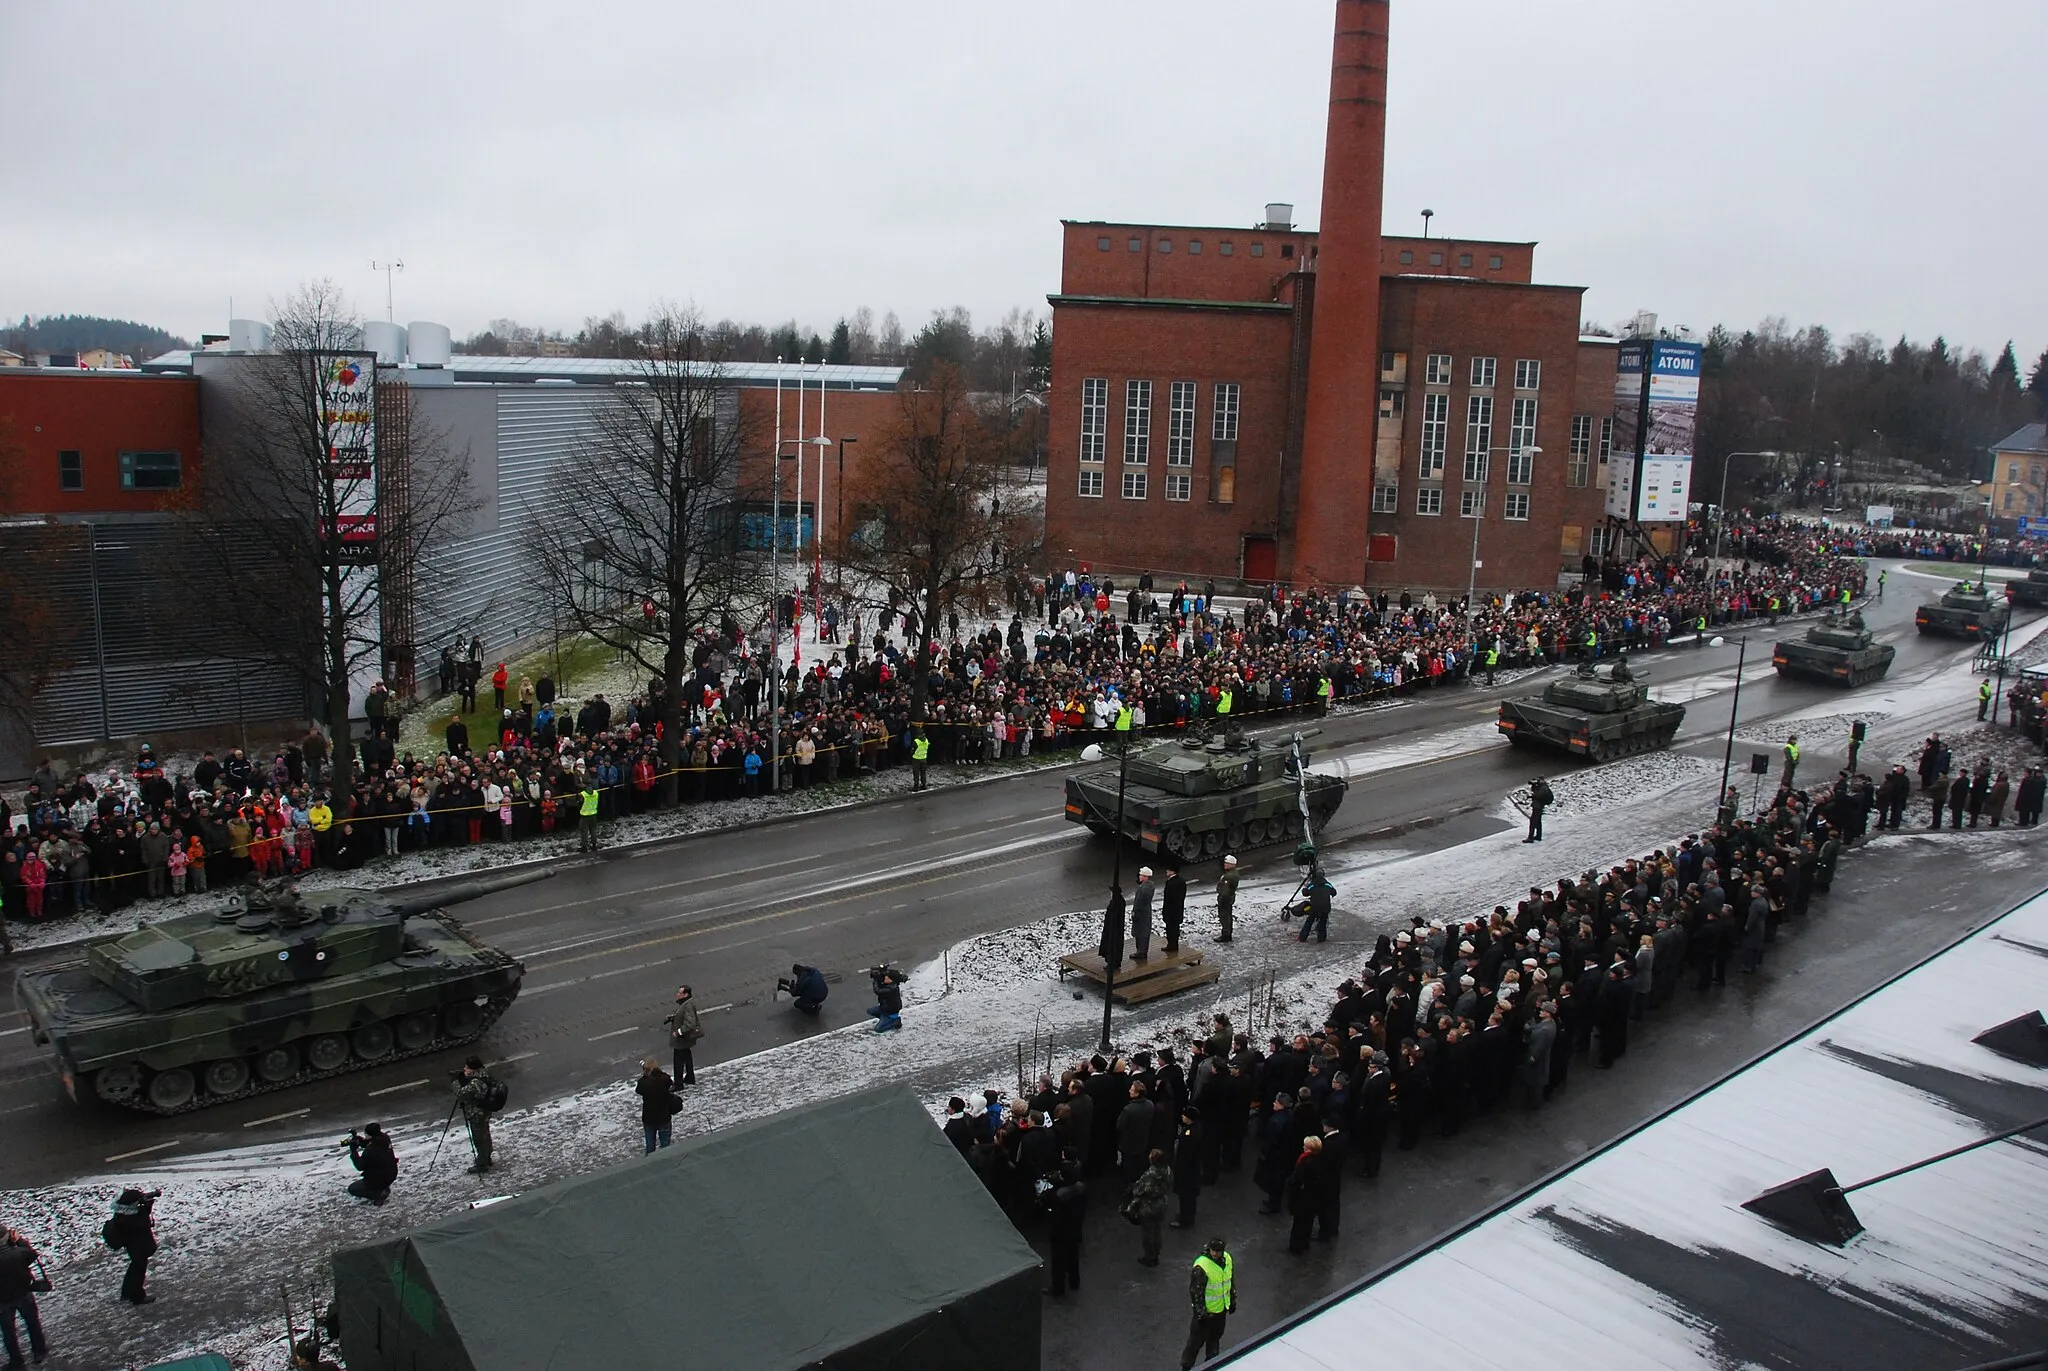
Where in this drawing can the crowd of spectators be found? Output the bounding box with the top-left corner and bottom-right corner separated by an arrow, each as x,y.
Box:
0,519 -> 1926,936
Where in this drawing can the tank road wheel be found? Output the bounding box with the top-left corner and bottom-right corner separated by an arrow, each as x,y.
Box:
1279,813 -> 1303,838
202,1057 -> 251,1097
94,1063 -> 145,1106
306,1034 -> 351,1072
443,1002 -> 486,1040
1201,830 -> 1225,858
394,1013 -> 438,1052
254,1045 -> 299,1084
352,1023 -> 395,1061
146,1068 -> 196,1112
1162,827 -> 1197,861
1245,818 -> 1272,846
1225,823 -> 1249,850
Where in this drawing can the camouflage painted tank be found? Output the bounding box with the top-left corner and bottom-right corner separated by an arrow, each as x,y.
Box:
12,868 -> 545,1115
1915,583 -> 2011,639
1773,609 -> 1895,686
1497,658 -> 1685,761
1063,727 -> 1346,862
2005,569 -> 2048,610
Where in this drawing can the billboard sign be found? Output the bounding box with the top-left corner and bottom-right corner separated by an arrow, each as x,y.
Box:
2018,515 -> 2048,538
1607,338 -> 1701,522
1865,504 -> 1896,527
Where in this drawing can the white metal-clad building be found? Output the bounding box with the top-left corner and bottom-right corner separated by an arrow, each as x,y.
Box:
1223,887 -> 2048,1370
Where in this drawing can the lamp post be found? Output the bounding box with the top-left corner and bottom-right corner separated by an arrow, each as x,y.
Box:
1463,446 -> 1537,658
1712,450 -> 1782,564
1718,635 -> 1748,817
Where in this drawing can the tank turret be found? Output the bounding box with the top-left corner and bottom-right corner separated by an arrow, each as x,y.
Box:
1917,581 -> 2011,639
15,867 -> 548,1114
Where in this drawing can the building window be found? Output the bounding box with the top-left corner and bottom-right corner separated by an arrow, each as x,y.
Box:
1504,492 -> 1531,521
1463,395 -> 1493,482
1599,416 -> 1615,462
1489,254 -> 1504,270
1470,356 -> 1497,389
58,449 -> 83,491
1373,482 -> 1399,514
1122,470 -> 1148,500
1212,382 -> 1240,442
1128,237 -> 1142,252
1219,242 -> 1233,256
1514,359 -> 1541,390
1166,473 -> 1192,501
1568,415 -> 1593,487
1097,236 -> 1111,251
1188,239 -> 1202,255
1079,377 -> 1108,464
1399,250 -> 1414,265
1458,253 -> 1473,268
1250,243 -> 1265,257
1379,388 -> 1404,420
1508,398 -> 1538,480
1589,524 -> 1609,557
2005,488 -> 2017,511
1079,469 -> 1104,498
1419,392 -> 1448,477
1425,353 -> 1452,386
1123,380 -> 1152,466
1429,251 -> 1444,266
1416,486 -> 1443,516
1460,489 -> 1483,518
1168,381 -> 1196,481
119,450 -> 182,490
1280,244 -> 1293,258
2011,462 -> 2022,483
1158,239 -> 1172,253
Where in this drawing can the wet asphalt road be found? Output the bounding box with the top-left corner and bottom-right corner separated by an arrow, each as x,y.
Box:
0,564 -> 2020,1190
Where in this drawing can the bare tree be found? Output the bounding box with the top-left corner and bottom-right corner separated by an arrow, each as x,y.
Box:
524,307 -> 759,804
179,281 -> 472,810
832,364 -> 1039,719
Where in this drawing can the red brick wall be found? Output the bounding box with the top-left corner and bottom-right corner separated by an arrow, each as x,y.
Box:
1060,222 -> 1314,305
734,386 -> 902,546
1042,301 -> 1295,580
1369,277 -> 1589,594
1380,236 -> 1534,282
0,372 -> 201,515
1564,339 -> 1621,558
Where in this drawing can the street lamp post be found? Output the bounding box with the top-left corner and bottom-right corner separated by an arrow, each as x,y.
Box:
1101,736 -> 1133,1053
1464,447 -> 1537,659
1712,450 -> 1782,564
1718,635 -> 1748,815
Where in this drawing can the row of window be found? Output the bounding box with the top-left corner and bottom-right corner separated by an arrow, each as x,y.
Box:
1096,235 -> 1293,260
54,449 -> 183,491
1079,378 -> 1239,500
1398,249 -> 1507,271
1376,486 -> 1534,521
1418,354 -> 1538,390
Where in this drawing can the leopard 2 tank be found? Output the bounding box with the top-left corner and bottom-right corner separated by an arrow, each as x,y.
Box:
1497,657 -> 1685,761
1916,582 -> 2011,639
1063,726 -> 1346,863
12,867 -> 546,1115
1772,609 -> 1896,686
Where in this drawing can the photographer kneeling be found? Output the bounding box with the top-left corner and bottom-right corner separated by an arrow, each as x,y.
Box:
865,965 -> 904,1033
346,1122 -> 398,1206
777,964 -> 830,1016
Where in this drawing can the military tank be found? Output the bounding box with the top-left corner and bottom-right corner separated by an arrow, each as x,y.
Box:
1772,609 -> 1896,686
2004,569 -> 2048,610
1915,582 -> 2011,639
1497,657 -> 1685,761
1063,726 -> 1346,862
12,868 -> 545,1115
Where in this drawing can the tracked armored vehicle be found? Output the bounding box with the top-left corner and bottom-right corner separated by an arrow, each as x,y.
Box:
1497,658 -> 1685,762
2004,569 -> 2048,610
12,868 -> 545,1115
1064,727 -> 1346,862
1915,582 -> 2010,639
1773,610 -> 1896,686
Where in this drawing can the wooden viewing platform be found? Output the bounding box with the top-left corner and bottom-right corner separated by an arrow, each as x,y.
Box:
1058,944 -> 1221,1006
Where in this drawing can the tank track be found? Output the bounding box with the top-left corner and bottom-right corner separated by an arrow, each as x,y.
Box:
90,990 -> 521,1116
1083,801 -> 1338,861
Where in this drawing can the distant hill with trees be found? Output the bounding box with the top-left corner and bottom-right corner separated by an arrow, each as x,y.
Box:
2,314 -> 192,362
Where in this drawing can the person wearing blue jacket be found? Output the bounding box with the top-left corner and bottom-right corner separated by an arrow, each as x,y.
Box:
778,964 -> 829,1015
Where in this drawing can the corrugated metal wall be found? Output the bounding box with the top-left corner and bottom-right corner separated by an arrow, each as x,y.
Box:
7,521 -> 305,759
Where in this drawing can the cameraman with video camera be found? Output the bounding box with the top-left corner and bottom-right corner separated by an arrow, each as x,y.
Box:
865,965 -> 904,1033
104,1187 -> 160,1306
345,1122 -> 398,1206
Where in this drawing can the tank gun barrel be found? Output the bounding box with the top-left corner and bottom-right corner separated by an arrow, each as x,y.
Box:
384,867 -> 554,918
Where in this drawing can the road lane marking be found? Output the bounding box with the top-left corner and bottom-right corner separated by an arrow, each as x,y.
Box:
0,1027 -> 29,1038
367,1078 -> 430,1097
488,1052 -> 538,1067
587,1027 -> 639,1041
105,1140 -> 181,1162
701,1003 -> 734,1014
242,1108 -> 311,1128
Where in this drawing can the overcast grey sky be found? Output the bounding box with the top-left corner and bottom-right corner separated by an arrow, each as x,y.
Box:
3,0 -> 2041,363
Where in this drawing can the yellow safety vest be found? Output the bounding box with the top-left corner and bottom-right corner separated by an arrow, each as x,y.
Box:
1217,688 -> 1233,716
1784,743 -> 1800,764
309,805 -> 332,832
1317,677 -> 1332,699
1114,704 -> 1133,732
580,787 -> 600,817
1484,647 -> 1498,666
1193,1253 -> 1233,1314
1980,681 -> 1993,701
911,736 -> 930,761
1585,631 -> 1597,648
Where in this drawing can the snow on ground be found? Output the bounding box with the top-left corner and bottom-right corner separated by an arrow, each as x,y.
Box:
1736,710 -> 1891,746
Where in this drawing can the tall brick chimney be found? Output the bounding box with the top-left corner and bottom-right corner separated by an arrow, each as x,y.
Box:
1292,0 -> 1390,587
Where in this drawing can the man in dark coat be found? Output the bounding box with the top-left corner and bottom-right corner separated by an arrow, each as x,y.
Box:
1116,1082 -> 1157,1185
1045,1160 -> 1087,1297
1169,1106 -> 1204,1228
1596,962 -> 1633,1067
346,1122 -> 399,1204
107,1188 -> 159,1305
943,1098 -> 977,1154
1284,1135 -> 1328,1254
1520,1006 -> 1558,1108
1352,1054 -> 1393,1177
1161,866 -> 1188,954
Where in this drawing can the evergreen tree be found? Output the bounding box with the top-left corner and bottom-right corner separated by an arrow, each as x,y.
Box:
2029,349 -> 2048,419
1989,341 -> 2021,393
826,320 -> 852,365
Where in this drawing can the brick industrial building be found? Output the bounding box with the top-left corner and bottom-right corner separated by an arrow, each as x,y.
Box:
1043,0 -> 1626,593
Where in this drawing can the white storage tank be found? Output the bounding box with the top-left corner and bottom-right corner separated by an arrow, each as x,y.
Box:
407,321 -> 453,367
1262,202 -> 1294,230
364,321 -> 408,365
226,318 -> 273,352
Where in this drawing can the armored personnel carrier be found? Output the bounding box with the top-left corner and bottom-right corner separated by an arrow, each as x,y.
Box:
1915,582 -> 2010,639
1063,727 -> 1346,862
13,868 -> 546,1115
1772,609 -> 1896,686
2004,569 -> 2048,610
1497,657 -> 1685,761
